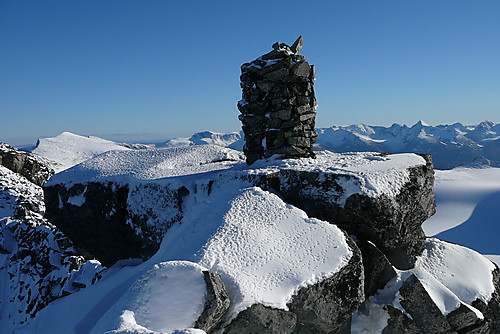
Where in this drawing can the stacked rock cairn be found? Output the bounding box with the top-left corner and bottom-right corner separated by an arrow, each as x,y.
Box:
238,36 -> 318,165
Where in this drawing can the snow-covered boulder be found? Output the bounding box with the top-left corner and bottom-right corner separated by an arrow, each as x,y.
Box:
0,142 -> 53,186
0,165 -> 103,329
247,151 -> 435,269
43,146 -> 244,266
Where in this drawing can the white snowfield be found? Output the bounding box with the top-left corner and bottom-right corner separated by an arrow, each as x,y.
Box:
423,167 -> 500,236
163,130 -> 243,150
45,145 -> 245,186
422,166 -> 500,265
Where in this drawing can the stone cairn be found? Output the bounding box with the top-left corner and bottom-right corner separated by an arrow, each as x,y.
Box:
238,36 -> 318,165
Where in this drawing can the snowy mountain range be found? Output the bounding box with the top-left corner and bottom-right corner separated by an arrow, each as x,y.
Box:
315,120 -> 500,170
27,120 -> 499,172
159,120 -> 500,170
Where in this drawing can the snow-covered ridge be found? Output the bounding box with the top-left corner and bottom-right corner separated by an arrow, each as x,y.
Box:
0,165 -> 104,329
32,132 -> 145,173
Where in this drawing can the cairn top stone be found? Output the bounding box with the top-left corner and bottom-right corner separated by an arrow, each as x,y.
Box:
290,35 -> 304,53
271,35 -> 304,54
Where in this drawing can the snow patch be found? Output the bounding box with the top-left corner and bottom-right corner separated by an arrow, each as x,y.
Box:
90,261 -> 207,334
67,187 -> 87,206
351,303 -> 389,334
414,238 -> 496,306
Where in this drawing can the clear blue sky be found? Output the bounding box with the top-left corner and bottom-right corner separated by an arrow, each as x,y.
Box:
1,0 -> 499,146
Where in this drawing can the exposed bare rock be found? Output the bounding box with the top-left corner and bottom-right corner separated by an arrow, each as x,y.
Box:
223,304 -> 297,334
0,142 -> 53,186
195,271 -> 231,332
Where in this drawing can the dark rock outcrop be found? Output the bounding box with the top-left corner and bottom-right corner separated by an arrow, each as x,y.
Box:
399,275 -> 455,334
43,182 -> 189,267
0,142 -> 53,186
0,165 -> 103,327
238,36 -> 317,164
472,267 -> 500,333
357,240 -> 396,298
278,154 -> 436,269
195,271 -> 231,332
224,304 -> 297,334
382,305 -> 424,334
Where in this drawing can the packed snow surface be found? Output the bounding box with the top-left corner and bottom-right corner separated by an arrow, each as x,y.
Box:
162,184 -> 353,317
46,145 -> 244,185
90,261 -> 207,334
250,151 -> 426,206
414,239 -> 496,313
32,132 -> 132,172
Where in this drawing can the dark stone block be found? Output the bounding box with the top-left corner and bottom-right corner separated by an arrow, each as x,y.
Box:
278,155 -> 435,269
224,304 -> 297,334
382,306 -> 424,334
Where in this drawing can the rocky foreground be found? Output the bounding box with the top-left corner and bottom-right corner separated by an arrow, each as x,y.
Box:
0,143 -> 499,333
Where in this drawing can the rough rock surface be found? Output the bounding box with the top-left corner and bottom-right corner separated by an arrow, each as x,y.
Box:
472,267 -> 500,333
382,306 -> 424,334
223,304 -> 297,334
278,154 -> 436,269
195,271 -> 231,332
357,240 -> 397,298
0,165 -> 103,328
399,275 -> 455,333
43,182 -> 189,267
0,142 -> 53,186
238,36 -> 317,164
446,304 -> 489,333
